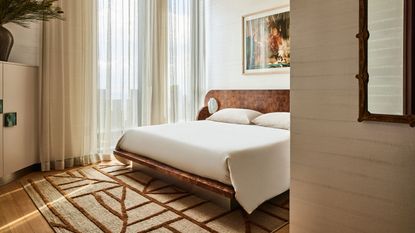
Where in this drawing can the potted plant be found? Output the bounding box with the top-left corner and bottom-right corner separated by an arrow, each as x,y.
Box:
0,0 -> 63,61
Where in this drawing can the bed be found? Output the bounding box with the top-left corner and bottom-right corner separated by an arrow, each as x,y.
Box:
114,90 -> 290,213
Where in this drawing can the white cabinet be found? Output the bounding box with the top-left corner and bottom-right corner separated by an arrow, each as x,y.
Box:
0,64 -> 2,178
0,62 -> 38,178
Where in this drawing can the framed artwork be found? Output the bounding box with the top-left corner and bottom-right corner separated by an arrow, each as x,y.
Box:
243,6 -> 290,75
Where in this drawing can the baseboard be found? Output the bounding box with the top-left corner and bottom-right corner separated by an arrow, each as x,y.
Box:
0,164 -> 41,186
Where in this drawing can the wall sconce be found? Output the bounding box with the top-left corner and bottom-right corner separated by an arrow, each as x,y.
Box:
208,98 -> 219,114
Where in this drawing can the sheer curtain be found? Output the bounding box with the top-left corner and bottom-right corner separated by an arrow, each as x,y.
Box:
39,0 -> 205,169
168,0 -> 206,122
40,0 -> 100,171
98,0 -> 205,152
97,0 -> 168,155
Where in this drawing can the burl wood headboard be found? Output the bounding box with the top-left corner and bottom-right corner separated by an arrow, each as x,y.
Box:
197,90 -> 290,120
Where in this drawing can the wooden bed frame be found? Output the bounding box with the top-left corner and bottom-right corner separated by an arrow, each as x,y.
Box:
114,90 -> 290,201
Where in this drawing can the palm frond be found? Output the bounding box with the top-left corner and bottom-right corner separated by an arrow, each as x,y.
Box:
0,0 -> 64,27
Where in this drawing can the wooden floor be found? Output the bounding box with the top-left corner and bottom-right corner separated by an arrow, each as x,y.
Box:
0,171 -> 55,233
0,168 -> 289,233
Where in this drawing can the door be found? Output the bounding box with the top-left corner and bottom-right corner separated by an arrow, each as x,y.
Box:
3,63 -> 38,175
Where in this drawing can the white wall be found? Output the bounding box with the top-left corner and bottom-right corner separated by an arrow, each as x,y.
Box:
3,23 -> 42,66
290,0 -> 415,232
206,0 -> 290,90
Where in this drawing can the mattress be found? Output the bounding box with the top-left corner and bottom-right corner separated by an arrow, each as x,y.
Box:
116,120 -> 290,213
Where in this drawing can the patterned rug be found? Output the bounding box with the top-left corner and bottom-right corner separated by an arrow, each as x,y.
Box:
22,163 -> 289,233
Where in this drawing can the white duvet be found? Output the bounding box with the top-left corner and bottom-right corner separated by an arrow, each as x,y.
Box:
116,120 -> 290,213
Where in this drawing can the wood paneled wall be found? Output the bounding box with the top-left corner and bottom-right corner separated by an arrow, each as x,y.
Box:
290,0 -> 415,232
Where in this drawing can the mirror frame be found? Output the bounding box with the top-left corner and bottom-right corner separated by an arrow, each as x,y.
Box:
357,0 -> 415,127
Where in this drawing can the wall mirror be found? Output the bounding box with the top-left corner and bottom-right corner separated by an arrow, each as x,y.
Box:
357,0 -> 414,127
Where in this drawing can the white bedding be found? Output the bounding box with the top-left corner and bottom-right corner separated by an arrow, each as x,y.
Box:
116,120 -> 290,213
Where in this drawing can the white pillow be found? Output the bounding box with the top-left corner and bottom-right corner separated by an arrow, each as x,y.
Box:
252,112 -> 290,130
207,108 -> 262,125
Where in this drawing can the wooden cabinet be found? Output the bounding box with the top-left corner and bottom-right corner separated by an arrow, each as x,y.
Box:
0,62 -> 38,178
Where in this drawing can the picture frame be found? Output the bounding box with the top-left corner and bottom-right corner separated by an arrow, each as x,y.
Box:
242,6 -> 290,75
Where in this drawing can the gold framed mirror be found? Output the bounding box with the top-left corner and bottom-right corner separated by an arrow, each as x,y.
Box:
357,0 -> 414,127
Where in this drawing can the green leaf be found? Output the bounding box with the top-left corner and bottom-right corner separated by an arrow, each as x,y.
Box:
0,0 -> 64,27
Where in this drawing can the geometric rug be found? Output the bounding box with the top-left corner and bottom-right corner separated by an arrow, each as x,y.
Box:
22,163 -> 289,233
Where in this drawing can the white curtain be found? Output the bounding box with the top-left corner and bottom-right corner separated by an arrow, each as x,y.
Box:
168,0 -> 206,122
97,0 -> 205,152
40,0 -> 206,168
97,0 -> 168,155
40,0 -> 100,171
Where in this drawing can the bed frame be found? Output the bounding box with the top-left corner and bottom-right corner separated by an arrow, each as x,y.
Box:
114,90 -> 290,205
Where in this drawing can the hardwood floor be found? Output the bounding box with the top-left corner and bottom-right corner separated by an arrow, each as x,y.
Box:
277,225 -> 289,233
0,172 -> 54,233
0,167 -> 289,233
